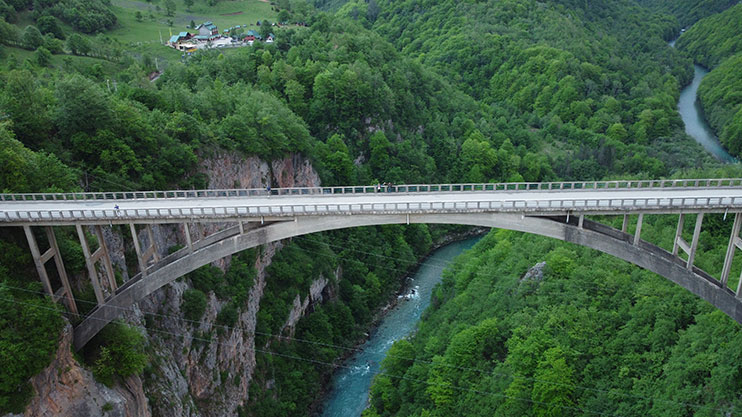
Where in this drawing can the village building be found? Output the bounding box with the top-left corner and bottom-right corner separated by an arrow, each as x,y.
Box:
193,34 -> 220,42
196,21 -> 219,36
168,31 -> 194,50
245,30 -> 261,41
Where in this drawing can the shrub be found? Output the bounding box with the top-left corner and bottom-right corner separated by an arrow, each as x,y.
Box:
216,303 -> 239,328
89,322 -> 148,387
0,286 -> 64,413
181,289 -> 207,322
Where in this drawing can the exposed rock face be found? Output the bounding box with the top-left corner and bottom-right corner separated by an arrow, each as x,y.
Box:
520,261 -> 547,283
202,152 -> 319,190
136,152 -> 326,416
278,276 -> 330,338
12,152 -> 329,417
196,152 -> 319,272
6,324 -> 149,417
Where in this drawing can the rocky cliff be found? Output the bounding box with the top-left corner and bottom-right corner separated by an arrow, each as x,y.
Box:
5,324 -> 148,417
7,153 -> 331,417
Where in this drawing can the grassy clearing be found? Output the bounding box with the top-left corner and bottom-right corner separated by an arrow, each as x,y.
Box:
109,0 -> 277,44
5,0 -> 279,68
2,46 -> 122,72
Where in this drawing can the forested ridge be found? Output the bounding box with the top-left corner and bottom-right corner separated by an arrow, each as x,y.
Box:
0,0 -> 741,415
338,0 -> 712,178
675,3 -> 742,69
634,0 -> 737,27
364,214 -> 742,417
675,4 -> 742,159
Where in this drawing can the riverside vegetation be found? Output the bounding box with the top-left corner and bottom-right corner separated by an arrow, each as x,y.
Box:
675,4 -> 742,159
0,0 -> 741,415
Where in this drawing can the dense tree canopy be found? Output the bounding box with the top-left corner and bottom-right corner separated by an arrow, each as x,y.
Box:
636,0 -> 737,27
365,217 -> 742,417
676,4 -> 742,158
676,3 -> 742,69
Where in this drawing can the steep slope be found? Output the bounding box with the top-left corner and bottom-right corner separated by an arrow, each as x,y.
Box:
633,0 -> 737,27
676,3 -> 742,69
365,219 -> 742,417
696,55 -> 742,156
675,4 -> 742,158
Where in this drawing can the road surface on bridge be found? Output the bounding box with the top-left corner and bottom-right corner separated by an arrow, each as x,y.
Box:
2,185 -> 742,225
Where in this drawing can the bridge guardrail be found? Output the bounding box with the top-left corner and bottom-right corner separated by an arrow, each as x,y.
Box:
2,178 -> 742,202
4,195 -> 742,223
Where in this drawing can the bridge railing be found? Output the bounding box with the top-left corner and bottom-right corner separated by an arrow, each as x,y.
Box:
2,178 -> 742,202
4,195 -> 742,222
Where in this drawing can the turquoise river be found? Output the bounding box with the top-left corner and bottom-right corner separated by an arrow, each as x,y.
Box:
319,237 -> 481,417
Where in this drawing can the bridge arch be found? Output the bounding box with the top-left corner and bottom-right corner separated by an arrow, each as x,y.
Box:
73,213 -> 742,349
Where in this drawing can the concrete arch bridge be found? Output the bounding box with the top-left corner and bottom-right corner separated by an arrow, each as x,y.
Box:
3,179 -> 742,349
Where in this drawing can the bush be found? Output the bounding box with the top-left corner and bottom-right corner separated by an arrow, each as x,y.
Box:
88,322 -> 148,387
0,286 -> 64,414
188,265 -> 223,294
181,289 -> 207,322
21,25 -> 42,49
216,303 -> 239,328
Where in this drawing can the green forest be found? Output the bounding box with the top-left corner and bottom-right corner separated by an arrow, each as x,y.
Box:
364,216 -> 742,417
675,4 -> 742,159
0,0 -> 741,415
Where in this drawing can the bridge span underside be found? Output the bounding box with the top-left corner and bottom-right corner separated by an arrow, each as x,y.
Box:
72,213 -> 742,350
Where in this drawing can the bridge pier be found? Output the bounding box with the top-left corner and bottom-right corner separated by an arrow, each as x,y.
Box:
672,213 -> 704,269
633,214 -> 643,245
23,226 -> 77,313
721,213 -> 742,295
76,225 -> 116,305
184,223 -> 194,253
130,224 -> 160,276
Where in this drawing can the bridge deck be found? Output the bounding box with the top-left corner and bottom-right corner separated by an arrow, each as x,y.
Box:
2,185 -> 742,225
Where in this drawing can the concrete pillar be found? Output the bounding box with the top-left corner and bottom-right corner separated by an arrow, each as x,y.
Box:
95,225 -> 117,292
184,223 -> 194,253
23,226 -> 54,298
673,214 -> 685,256
686,213 -> 704,269
76,225 -> 105,305
146,225 -> 160,263
633,214 -> 644,246
131,224 -> 160,275
622,214 -> 629,233
130,224 -> 147,276
721,213 -> 742,286
45,227 -> 77,313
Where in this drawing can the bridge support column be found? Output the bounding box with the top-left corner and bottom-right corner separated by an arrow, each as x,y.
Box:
23,226 -> 77,313
76,225 -> 113,305
622,215 -> 629,233
633,214 -> 643,245
184,223 -> 194,254
722,213 -> 742,289
672,213 -> 704,269
688,214 -> 704,268
130,224 -> 160,276
672,214 -> 685,256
